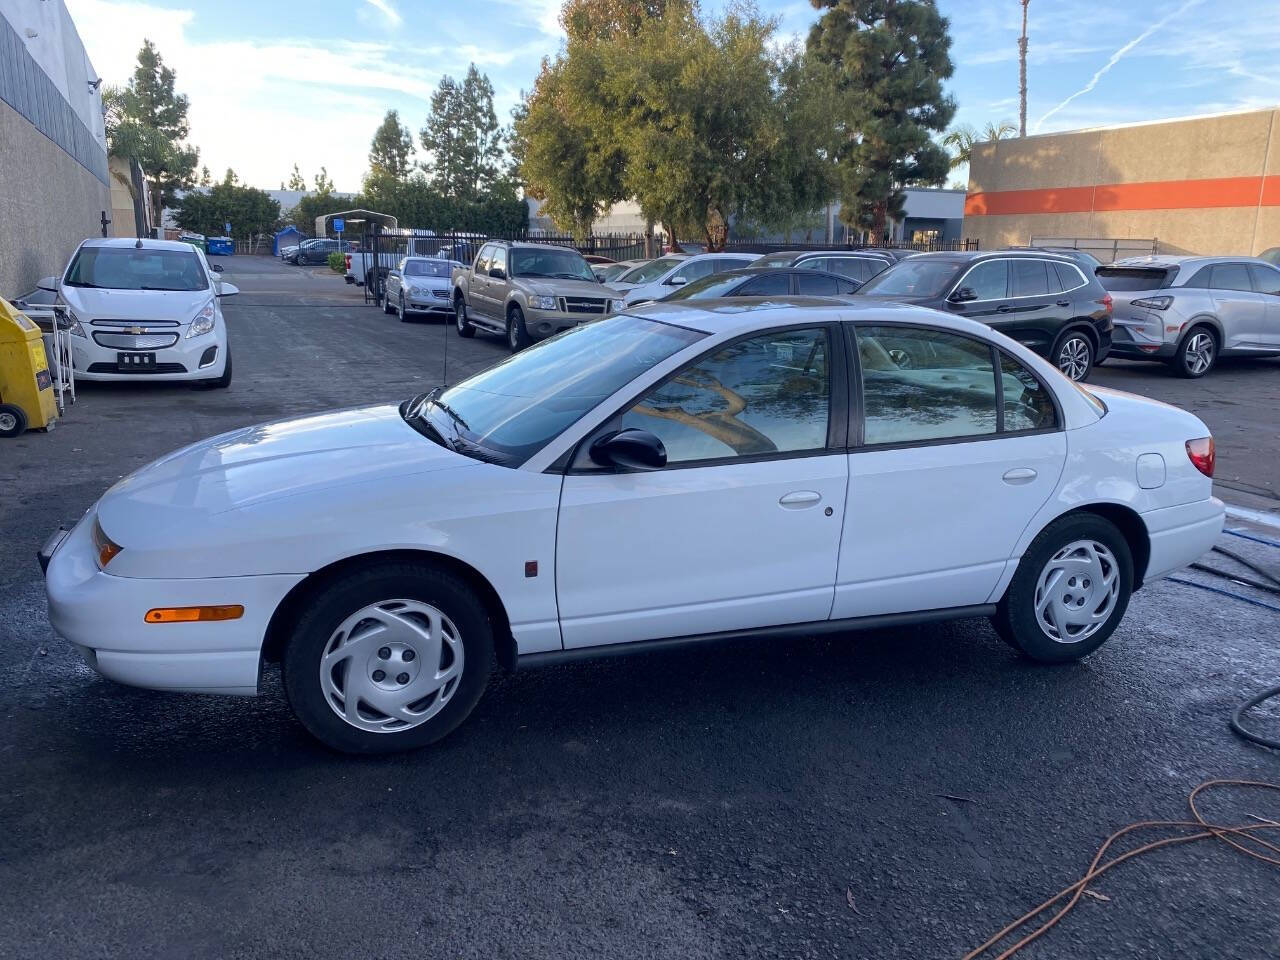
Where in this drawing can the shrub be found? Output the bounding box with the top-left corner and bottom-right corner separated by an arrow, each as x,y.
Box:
327,251 -> 346,272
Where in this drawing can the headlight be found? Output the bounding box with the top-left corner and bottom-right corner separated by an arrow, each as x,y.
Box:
609,299 -> 627,313
532,295 -> 558,311
92,517 -> 122,570
186,302 -> 216,338
63,305 -> 86,337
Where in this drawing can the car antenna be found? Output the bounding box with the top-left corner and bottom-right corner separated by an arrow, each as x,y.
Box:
135,238 -> 143,248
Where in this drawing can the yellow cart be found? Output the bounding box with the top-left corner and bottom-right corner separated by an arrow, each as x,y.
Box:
0,296 -> 59,437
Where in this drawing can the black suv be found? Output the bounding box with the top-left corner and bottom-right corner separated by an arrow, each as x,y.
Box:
856,251 -> 1113,381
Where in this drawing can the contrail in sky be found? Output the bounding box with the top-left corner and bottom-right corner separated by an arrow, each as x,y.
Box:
1034,0 -> 1204,133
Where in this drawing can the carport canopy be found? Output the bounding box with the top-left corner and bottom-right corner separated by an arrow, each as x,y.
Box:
316,209 -> 398,236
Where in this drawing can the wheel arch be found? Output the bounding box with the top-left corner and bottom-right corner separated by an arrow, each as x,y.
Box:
260,549 -> 517,670
1178,315 -> 1223,346
1057,321 -> 1099,350
1029,503 -> 1152,590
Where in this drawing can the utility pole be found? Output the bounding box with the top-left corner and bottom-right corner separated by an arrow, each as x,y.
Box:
1018,0 -> 1030,137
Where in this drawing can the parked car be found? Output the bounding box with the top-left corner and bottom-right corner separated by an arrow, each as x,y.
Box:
279,244 -> 300,262
1006,246 -> 1103,273
753,248 -> 896,283
662,267 -> 861,301
593,259 -> 648,283
611,252 -> 761,306
384,257 -> 460,322
856,251 -> 1113,381
1257,247 -> 1280,266
294,238 -> 349,265
452,241 -> 626,351
1096,255 -> 1280,377
40,299 -> 1224,753
37,237 -> 236,387
583,254 -> 615,265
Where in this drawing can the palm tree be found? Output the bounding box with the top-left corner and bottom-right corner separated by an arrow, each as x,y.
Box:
942,121 -> 1018,169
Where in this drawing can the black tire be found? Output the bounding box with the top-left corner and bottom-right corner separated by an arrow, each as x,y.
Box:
382,290 -> 395,315
1168,325 -> 1218,378
0,402 -> 28,438
506,305 -> 532,353
398,293 -> 413,323
208,350 -> 232,389
992,513 -> 1133,663
1052,329 -> 1094,382
282,561 -> 494,754
454,296 -> 475,337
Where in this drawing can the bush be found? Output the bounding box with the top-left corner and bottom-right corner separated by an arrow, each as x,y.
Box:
327,251 -> 346,272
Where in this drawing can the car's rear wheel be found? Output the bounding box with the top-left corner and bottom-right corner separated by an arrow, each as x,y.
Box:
1170,326 -> 1217,378
992,513 -> 1132,663
382,290 -> 395,315
506,305 -> 531,353
282,562 -> 494,754
1053,331 -> 1094,381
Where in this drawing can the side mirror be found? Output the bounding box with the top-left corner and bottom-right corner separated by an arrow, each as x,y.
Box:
948,286 -> 977,303
210,263 -> 224,273
216,281 -> 240,297
37,276 -> 59,292
489,267 -> 506,279
668,275 -> 687,286
389,270 -> 400,279
589,428 -> 667,471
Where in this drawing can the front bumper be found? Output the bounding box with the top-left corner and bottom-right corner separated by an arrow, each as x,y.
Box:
71,330 -> 227,382
43,514 -> 303,696
524,307 -> 602,340
402,289 -> 453,313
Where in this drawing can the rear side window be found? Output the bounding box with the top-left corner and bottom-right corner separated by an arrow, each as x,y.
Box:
715,258 -> 757,273
1011,259 -> 1049,297
961,260 -> 1009,300
1000,353 -> 1057,432
1052,262 -> 1084,291
1248,264 -> 1280,296
795,273 -> 839,296
674,259 -> 717,283
1210,262 -> 1253,292
736,273 -> 790,295
827,258 -> 871,281
1096,267 -> 1172,291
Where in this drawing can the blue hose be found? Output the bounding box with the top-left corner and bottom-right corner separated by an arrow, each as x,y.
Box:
1166,576 -> 1280,614
1226,528 -> 1280,550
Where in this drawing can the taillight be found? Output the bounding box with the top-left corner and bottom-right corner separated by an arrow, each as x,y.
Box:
1186,436 -> 1215,477
344,253 -> 351,270
1132,295 -> 1172,310
1097,292 -> 1113,314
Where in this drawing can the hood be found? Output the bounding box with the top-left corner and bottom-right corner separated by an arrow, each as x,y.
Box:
97,405 -> 478,572
60,285 -> 211,324
522,277 -> 621,298
854,292 -> 935,305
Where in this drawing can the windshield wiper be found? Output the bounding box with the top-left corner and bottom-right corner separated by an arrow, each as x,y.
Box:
63,280 -> 105,288
429,397 -> 470,433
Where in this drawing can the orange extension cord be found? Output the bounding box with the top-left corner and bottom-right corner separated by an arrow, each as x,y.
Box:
963,779 -> 1280,960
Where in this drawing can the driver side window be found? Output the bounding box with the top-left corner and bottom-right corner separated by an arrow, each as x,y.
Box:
621,328 -> 832,465
959,260 -> 1009,301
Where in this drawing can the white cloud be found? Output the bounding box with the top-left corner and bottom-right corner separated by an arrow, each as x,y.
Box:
362,0 -> 402,27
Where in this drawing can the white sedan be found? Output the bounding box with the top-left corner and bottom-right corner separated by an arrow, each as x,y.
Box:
611,252 -> 761,306
41,238 -> 237,386
42,300 -> 1224,753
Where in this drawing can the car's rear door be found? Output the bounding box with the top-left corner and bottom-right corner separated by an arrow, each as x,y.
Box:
1247,263 -> 1280,349
991,258 -> 1070,356
833,322 -> 1066,618
1211,262 -> 1269,350
556,323 -> 849,649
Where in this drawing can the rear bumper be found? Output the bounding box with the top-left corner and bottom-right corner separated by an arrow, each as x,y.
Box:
1142,497 -> 1225,583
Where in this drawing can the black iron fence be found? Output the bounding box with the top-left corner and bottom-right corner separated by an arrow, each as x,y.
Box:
712,237 -> 979,255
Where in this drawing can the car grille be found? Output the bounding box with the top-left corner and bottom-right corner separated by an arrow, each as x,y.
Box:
86,362 -> 187,374
92,332 -> 179,349
431,288 -> 450,300
560,296 -> 608,314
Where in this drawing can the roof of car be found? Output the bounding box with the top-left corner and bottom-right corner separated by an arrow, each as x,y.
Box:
627,296 -> 986,337
1108,254 -> 1271,268
80,237 -> 203,252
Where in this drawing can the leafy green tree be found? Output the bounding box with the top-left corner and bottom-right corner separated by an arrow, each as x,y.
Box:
286,164 -> 306,190
222,168 -> 239,187
421,65 -> 507,200
313,167 -> 335,194
174,183 -> 280,241
103,39 -> 199,216
808,0 -> 956,238
199,165 -> 212,187
942,121 -> 1016,169
369,109 -> 415,180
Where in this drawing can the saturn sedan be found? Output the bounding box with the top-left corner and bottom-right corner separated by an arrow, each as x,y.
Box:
42,299 -> 1224,753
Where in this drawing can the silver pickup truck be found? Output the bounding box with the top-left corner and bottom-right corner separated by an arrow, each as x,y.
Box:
451,241 -> 625,352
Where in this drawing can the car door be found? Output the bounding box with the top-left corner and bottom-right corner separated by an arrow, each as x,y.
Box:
556,324 -> 850,649
832,323 -> 1066,619
469,245 -> 493,319
992,258 -> 1070,355
944,259 -> 1011,328
1211,262 -> 1269,350
488,246 -> 511,318
387,257 -> 406,301
1247,263 -> 1280,348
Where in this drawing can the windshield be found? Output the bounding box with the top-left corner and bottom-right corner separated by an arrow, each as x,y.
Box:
404,315 -> 704,466
64,246 -> 209,291
754,253 -> 799,269
618,256 -> 685,284
664,272 -> 751,301
858,259 -> 962,298
403,259 -> 453,278
510,247 -> 595,281
595,263 -> 632,282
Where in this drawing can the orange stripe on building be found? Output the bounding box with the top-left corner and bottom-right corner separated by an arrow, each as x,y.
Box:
966,175 -> 1280,217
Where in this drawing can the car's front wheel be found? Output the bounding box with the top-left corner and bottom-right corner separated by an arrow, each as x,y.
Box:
283,561 -> 494,754
454,297 -> 474,337
507,305 -> 532,353
992,513 -> 1132,663
1053,331 -> 1094,381
398,293 -> 411,322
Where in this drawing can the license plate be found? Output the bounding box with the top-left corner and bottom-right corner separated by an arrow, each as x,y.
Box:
118,351 -> 157,370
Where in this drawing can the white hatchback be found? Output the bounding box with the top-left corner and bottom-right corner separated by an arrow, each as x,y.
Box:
42,237 -> 237,386
42,300 -> 1224,753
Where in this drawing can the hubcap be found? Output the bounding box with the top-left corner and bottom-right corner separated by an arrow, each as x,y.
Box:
508,317 -> 519,348
1186,332 -> 1214,375
319,599 -> 464,733
455,303 -> 465,330
1056,337 -> 1091,381
399,295 -> 405,318
1034,540 -> 1120,643
0,412 -> 16,432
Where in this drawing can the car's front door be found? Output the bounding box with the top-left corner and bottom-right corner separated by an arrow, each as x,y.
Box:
556,324 -> 850,649
944,258 -> 1011,327
488,246 -> 510,319
833,323 -> 1066,618
469,245 -> 493,319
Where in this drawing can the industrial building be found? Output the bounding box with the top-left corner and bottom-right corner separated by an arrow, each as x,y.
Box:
965,106 -> 1280,257
0,0 -> 109,298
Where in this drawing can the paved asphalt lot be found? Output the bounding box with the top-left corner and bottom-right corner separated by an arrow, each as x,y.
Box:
2,257 -> 1279,959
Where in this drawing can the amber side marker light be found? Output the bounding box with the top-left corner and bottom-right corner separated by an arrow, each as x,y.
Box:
144,605 -> 244,624
92,519 -> 122,570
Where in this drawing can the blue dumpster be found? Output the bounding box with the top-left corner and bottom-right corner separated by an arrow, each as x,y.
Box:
206,236 -> 234,256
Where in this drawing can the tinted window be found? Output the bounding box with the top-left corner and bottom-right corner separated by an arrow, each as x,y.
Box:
1248,264 -> 1280,296
859,259 -> 963,298
795,273 -> 839,296
1010,259 -> 1049,297
835,277 -> 860,293
1043,261 -> 1064,294
798,257 -> 829,272
1000,353 -> 1057,432
962,260 -> 1009,300
825,258 -> 870,281
1211,262 -> 1254,292
63,246 -> 209,291
622,328 -> 831,464
716,258 -> 757,272
1095,267 -> 1171,291
1052,261 -> 1083,291
736,273 -> 791,295
672,259 -> 717,284
753,253 -> 797,269
857,326 -> 997,445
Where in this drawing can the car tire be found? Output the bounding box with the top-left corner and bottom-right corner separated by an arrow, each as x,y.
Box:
1169,325 -> 1217,378
454,297 -> 474,338
199,350 -> 232,389
1052,330 -> 1094,382
282,561 -> 494,754
506,305 -> 532,353
0,402 -> 28,438
992,513 -> 1133,663
398,293 -> 412,323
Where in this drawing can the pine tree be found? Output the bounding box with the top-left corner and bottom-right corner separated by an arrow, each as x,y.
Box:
368,110 -> 414,180
421,65 -> 507,200
808,0 -> 956,239
313,167 -> 335,194
286,164 -> 306,190
199,165 -> 212,188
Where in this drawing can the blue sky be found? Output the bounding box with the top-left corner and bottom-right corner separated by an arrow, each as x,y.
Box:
67,0 -> 1280,193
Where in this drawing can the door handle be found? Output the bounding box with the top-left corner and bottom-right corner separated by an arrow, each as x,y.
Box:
996,304 -> 1013,313
1002,467 -> 1038,485
1056,299 -> 1071,307
779,490 -> 822,508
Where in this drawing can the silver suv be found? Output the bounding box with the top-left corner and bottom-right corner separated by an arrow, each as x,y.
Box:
1097,255 -> 1280,377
